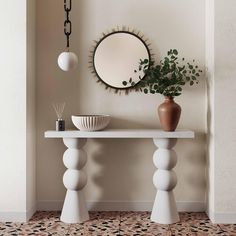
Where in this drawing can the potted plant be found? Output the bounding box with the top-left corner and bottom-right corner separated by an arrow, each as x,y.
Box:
123,49 -> 203,131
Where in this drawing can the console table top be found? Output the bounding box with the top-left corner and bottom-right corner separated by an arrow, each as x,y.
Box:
45,129 -> 194,139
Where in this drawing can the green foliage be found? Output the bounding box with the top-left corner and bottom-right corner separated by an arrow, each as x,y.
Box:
123,49 -> 203,97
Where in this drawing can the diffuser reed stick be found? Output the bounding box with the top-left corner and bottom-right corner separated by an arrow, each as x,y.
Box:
52,102 -> 66,119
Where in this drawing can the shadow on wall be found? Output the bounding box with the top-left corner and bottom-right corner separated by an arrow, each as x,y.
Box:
90,139 -> 140,208
205,72 -> 213,210
90,117 -> 155,207
85,118 -> 157,209
83,118 -> 206,207
175,132 -> 206,200
87,139 -> 155,210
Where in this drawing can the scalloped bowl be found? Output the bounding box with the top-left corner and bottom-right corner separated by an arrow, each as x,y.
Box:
72,115 -> 111,131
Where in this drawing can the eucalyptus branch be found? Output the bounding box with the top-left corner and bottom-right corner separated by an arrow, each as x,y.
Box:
123,49 -> 203,97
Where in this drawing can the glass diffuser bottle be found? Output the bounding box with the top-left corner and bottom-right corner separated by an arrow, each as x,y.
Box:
53,102 -> 66,131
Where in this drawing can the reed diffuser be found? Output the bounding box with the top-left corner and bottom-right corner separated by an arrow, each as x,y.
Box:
52,102 -> 66,131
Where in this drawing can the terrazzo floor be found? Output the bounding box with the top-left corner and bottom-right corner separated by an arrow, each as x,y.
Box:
0,211 -> 235,236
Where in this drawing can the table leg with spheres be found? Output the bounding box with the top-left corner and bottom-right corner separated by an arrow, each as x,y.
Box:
61,138 -> 89,223
151,138 -> 179,224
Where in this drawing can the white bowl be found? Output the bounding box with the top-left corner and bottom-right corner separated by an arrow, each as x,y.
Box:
72,115 -> 111,131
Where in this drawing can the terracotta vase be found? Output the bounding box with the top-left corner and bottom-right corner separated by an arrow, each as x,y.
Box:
158,96 -> 181,131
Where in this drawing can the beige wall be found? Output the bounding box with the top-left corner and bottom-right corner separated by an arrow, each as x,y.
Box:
0,0 -> 27,214
0,0 -> 36,221
214,0 -> 236,214
36,0 -> 206,208
206,0 -> 236,223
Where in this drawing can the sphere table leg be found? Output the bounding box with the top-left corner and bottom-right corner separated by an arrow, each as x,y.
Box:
61,138 -> 89,223
151,138 -> 179,224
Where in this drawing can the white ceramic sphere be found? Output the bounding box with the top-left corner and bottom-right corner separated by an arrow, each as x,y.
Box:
153,170 -> 177,191
63,149 -> 87,169
63,170 -> 87,191
58,51 -> 78,71
153,149 -> 177,170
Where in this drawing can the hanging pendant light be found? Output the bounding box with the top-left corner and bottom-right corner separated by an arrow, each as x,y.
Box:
58,0 -> 78,71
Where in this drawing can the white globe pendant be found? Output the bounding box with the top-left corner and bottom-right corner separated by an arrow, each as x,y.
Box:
58,51 -> 78,71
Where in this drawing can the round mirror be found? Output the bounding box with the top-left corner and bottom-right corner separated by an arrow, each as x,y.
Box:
92,31 -> 151,90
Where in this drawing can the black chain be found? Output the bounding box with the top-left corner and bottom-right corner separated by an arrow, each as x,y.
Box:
64,0 -> 72,48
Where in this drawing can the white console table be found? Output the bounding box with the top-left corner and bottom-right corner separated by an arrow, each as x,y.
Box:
45,129 -> 194,224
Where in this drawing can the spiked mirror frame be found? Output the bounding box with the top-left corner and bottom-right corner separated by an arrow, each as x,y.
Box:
89,27 -> 153,94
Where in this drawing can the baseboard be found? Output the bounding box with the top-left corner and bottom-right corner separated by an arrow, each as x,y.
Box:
37,200 -> 63,211
4,202 -> 236,223
37,200 -> 205,212
206,209 -> 236,224
0,205 -> 36,222
177,201 -> 205,212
